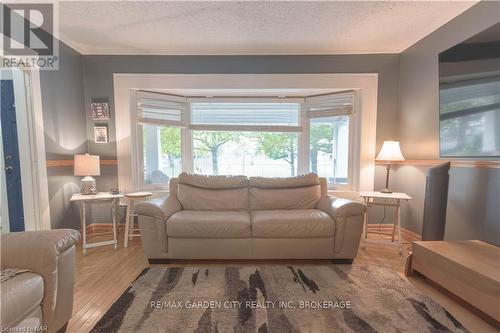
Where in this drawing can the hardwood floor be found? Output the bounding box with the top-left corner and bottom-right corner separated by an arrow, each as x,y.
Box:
68,234 -> 498,333
68,235 -> 147,332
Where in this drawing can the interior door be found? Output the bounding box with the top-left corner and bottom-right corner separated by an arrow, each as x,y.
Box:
1,80 -> 25,231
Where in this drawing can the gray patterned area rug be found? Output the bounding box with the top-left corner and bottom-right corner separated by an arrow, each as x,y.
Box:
91,265 -> 468,333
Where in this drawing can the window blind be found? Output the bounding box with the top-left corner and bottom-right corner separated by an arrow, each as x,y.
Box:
137,91 -> 187,127
305,92 -> 354,118
190,101 -> 302,132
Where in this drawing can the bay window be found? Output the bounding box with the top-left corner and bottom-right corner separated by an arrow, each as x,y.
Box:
136,90 -> 354,190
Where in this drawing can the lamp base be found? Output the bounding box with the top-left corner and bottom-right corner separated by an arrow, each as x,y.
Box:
380,163 -> 393,194
81,176 -> 97,195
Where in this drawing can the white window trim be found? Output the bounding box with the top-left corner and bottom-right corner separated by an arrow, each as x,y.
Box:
114,74 -> 378,193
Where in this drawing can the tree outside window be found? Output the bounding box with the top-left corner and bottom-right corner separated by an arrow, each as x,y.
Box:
255,133 -> 298,176
310,124 -> 334,174
159,127 -> 181,177
308,116 -> 349,184
192,131 -> 298,177
193,131 -> 237,175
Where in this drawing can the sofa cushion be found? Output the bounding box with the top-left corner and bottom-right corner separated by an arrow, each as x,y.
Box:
177,184 -> 249,211
178,172 -> 248,189
251,209 -> 335,238
249,185 -> 321,210
249,173 -> 319,188
0,272 -> 43,328
167,211 -> 251,238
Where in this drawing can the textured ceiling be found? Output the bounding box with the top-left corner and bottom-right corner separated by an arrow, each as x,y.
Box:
58,1 -> 477,55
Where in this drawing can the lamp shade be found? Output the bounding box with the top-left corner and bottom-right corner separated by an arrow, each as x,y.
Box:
376,141 -> 405,161
74,154 -> 100,176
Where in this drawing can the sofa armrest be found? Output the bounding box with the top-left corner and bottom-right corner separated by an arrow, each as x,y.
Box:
1,229 -> 80,331
317,196 -> 366,259
317,196 -> 366,218
136,196 -> 181,257
135,195 -> 182,220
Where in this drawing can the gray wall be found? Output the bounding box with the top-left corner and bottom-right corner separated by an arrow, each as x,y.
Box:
40,42 -> 86,229
394,1 -> 500,245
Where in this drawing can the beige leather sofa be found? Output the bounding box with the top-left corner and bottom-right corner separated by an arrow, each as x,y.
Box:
1,229 -> 80,333
137,173 -> 366,263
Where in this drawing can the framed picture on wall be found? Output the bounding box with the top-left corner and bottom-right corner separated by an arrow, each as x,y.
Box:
94,126 -> 108,143
90,101 -> 110,120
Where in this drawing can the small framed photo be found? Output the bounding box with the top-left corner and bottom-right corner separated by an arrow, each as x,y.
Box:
94,126 -> 108,143
90,102 -> 110,120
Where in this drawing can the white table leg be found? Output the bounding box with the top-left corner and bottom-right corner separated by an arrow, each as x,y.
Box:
129,200 -> 135,239
391,201 -> 397,242
396,199 -> 403,255
362,197 -> 368,250
112,199 -> 117,249
80,201 -> 87,256
124,199 -> 132,248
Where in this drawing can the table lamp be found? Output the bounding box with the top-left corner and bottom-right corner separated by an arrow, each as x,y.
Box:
74,154 -> 100,195
376,141 -> 405,193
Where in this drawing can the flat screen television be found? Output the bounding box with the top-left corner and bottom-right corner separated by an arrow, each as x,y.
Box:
439,23 -> 500,158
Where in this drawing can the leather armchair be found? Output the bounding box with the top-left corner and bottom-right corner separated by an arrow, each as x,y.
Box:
1,229 -> 80,333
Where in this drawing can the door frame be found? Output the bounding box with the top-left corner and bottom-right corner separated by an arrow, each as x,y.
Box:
0,68 -> 50,231
1,79 -> 24,231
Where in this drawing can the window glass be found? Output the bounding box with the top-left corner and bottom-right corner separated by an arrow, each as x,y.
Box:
193,131 -> 298,177
440,79 -> 500,157
309,115 -> 349,185
142,125 -> 182,184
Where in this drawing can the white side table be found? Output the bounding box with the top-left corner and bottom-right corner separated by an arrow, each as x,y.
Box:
359,191 -> 413,255
70,192 -> 125,255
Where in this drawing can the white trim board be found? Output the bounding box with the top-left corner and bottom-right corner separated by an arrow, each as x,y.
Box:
29,69 -> 51,230
113,74 -> 378,192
